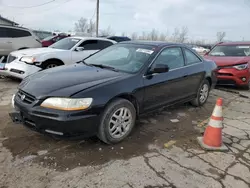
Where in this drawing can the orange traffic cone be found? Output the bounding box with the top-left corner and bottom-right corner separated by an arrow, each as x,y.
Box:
197,98 -> 228,151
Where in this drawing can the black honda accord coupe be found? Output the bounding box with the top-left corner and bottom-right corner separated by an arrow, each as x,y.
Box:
10,41 -> 217,144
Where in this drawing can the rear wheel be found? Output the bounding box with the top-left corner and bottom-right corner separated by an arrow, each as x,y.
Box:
191,79 -> 210,107
97,98 -> 136,144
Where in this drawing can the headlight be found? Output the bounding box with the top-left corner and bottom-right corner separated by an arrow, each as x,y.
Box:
20,56 -> 36,64
41,97 -> 93,111
233,63 -> 248,70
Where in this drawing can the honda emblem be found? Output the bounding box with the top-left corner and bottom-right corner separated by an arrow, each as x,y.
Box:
21,94 -> 26,101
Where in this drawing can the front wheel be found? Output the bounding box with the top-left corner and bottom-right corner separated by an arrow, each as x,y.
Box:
191,80 -> 210,107
97,98 -> 136,144
41,60 -> 62,69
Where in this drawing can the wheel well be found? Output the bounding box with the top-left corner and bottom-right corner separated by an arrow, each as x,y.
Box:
109,94 -> 139,116
206,77 -> 212,87
42,59 -> 64,68
18,47 -> 28,50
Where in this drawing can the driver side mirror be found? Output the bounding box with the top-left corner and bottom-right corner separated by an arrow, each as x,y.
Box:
151,64 -> 169,74
75,47 -> 85,52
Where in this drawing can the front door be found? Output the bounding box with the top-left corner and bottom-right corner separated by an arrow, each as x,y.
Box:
143,46 -> 190,112
182,48 -> 206,97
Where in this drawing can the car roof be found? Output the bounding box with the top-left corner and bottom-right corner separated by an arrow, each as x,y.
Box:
217,41 -> 250,46
119,40 -> 185,47
0,24 -> 30,31
68,36 -> 116,43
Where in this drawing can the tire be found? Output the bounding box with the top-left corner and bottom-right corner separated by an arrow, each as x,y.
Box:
191,79 -> 210,107
97,98 -> 136,144
41,60 -> 62,69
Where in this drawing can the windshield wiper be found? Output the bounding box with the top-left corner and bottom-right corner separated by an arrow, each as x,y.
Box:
89,64 -> 119,72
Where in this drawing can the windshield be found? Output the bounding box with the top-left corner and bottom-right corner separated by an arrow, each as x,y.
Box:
49,38 -> 80,50
42,35 -> 55,41
84,44 -> 155,73
209,45 -> 250,56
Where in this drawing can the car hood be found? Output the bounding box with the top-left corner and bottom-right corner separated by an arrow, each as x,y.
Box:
204,56 -> 250,66
19,64 -> 126,99
11,47 -> 66,57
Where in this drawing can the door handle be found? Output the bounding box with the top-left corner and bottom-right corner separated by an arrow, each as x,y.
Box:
6,41 -> 12,44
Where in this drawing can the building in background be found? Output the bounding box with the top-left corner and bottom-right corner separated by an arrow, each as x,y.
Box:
0,15 -> 18,26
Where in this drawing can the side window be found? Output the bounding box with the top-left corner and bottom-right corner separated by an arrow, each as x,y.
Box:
0,27 -> 8,38
97,40 -> 113,50
78,40 -> 98,50
153,47 -> 185,70
184,48 -> 201,65
7,28 -> 32,38
79,40 -> 113,50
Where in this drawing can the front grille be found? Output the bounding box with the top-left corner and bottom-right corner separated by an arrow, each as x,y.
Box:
17,90 -> 36,104
7,55 -> 17,63
217,79 -> 236,85
218,73 -> 233,76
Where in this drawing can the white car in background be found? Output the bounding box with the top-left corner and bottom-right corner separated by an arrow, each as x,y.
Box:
1,37 -> 116,79
192,46 -> 210,54
0,25 -> 42,57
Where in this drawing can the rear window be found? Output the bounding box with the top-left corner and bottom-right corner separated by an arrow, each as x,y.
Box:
6,28 -> 32,38
42,35 -> 55,41
209,45 -> 250,57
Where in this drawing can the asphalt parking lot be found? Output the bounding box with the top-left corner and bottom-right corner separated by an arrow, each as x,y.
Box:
0,78 -> 250,188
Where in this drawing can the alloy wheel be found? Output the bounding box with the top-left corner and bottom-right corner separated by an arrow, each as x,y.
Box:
199,84 -> 209,103
108,107 -> 132,139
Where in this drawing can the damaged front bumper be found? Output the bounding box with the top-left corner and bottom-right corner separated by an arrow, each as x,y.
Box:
0,59 -> 42,79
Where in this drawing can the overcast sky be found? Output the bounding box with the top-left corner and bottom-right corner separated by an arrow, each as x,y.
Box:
0,0 -> 250,42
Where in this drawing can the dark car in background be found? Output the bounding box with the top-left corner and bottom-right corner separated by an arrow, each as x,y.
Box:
204,42 -> 250,89
101,36 -> 131,42
10,41 -> 217,144
42,33 -> 70,47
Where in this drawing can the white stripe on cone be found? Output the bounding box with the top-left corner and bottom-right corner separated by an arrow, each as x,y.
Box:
212,106 -> 223,117
208,118 -> 223,128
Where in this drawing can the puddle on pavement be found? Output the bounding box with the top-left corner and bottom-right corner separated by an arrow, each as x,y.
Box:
1,93 -> 231,172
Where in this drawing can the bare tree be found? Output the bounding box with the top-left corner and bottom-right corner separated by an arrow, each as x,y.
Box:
121,32 -> 126,37
131,32 -> 138,40
148,29 -> 158,40
99,26 -> 114,36
159,33 -> 167,41
87,20 -> 96,36
172,27 -> 180,42
171,26 -> 188,43
216,32 -> 226,42
74,17 -> 88,33
138,31 -> 147,40
179,26 -> 188,43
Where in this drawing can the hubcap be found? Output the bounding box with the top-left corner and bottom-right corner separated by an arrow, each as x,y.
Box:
108,107 -> 132,139
46,64 -> 57,69
199,84 -> 209,103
